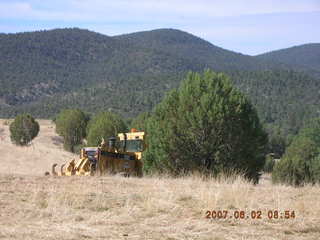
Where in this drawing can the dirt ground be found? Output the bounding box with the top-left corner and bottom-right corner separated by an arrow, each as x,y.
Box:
0,119 -> 319,240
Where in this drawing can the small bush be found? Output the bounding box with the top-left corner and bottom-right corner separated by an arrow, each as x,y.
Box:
272,118 -> 320,185
9,114 -> 39,146
272,136 -> 318,185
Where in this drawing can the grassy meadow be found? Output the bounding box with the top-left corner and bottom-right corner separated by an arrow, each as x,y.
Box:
0,120 -> 319,239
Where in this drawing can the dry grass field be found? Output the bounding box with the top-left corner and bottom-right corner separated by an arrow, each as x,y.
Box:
0,119 -> 320,240
0,119 -> 76,175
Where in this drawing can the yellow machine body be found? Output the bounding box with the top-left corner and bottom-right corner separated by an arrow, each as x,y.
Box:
51,130 -> 145,177
118,130 -> 145,176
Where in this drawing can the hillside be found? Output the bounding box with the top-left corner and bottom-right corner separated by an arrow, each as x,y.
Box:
0,120 -> 319,240
0,28 -> 195,106
256,43 -> 320,77
230,70 -> 320,135
115,28 -> 283,71
0,28 -> 320,136
0,28 -> 282,108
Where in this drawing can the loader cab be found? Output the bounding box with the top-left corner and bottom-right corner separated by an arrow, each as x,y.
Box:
97,136 -> 138,176
122,138 -> 144,152
81,147 -> 99,162
118,130 -> 145,160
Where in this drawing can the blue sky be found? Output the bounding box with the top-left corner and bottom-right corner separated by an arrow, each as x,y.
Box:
0,0 -> 319,55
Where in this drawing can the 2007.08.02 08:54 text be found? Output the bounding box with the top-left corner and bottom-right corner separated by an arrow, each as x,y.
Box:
205,210 -> 296,219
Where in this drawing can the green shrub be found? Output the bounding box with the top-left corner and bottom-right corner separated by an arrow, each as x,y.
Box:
9,114 -> 39,146
143,70 -> 268,182
86,112 -> 127,146
55,109 -> 89,152
272,136 -> 318,185
272,118 -> 320,186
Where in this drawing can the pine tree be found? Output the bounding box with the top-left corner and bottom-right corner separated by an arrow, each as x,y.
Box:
143,70 -> 268,182
86,112 -> 127,146
55,109 -> 89,152
9,114 -> 40,146
130,112 -> 151,132
272,118 -> 320,185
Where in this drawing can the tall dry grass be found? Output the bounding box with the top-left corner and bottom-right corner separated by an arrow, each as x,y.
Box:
0,119 -> 76,175
0,119 -> 319,239
1,173 -> 319,240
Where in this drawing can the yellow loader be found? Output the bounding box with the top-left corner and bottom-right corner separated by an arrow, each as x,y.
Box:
50,129 -> 145,177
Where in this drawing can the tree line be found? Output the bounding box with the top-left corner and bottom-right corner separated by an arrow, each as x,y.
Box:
8,69 -> 320,185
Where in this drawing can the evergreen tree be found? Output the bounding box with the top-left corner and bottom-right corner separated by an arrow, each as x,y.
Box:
272,118 -> 320,185
86,112 -> 127,146
130,112 -> 151,132
272,136 -> 317,185
9,114 -> 39,146
55,109 -> 89,152
144,70 -> 268,182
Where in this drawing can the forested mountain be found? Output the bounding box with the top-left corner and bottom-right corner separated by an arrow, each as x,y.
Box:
230,70 -> 320,136
0,28 -> 196,106
115,29 -> 285,71
0,28 -> 319,138
256,43 -> 320,77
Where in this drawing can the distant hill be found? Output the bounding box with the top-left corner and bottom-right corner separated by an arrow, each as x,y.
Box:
256,43 -> 320,77
0,28 -> 281,110
115,28 -> 283,71
0,28 -> 195,106
0,28 -> 319,137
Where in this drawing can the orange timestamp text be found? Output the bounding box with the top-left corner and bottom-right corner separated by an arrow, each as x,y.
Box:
205,210 -> 296,220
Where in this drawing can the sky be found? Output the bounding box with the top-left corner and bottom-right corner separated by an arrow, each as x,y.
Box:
0,0 -> 319,55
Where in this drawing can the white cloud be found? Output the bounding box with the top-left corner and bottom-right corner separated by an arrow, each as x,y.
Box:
0,2 -> 32,18
70,0 -> 320,17
0,0 -> 319,22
